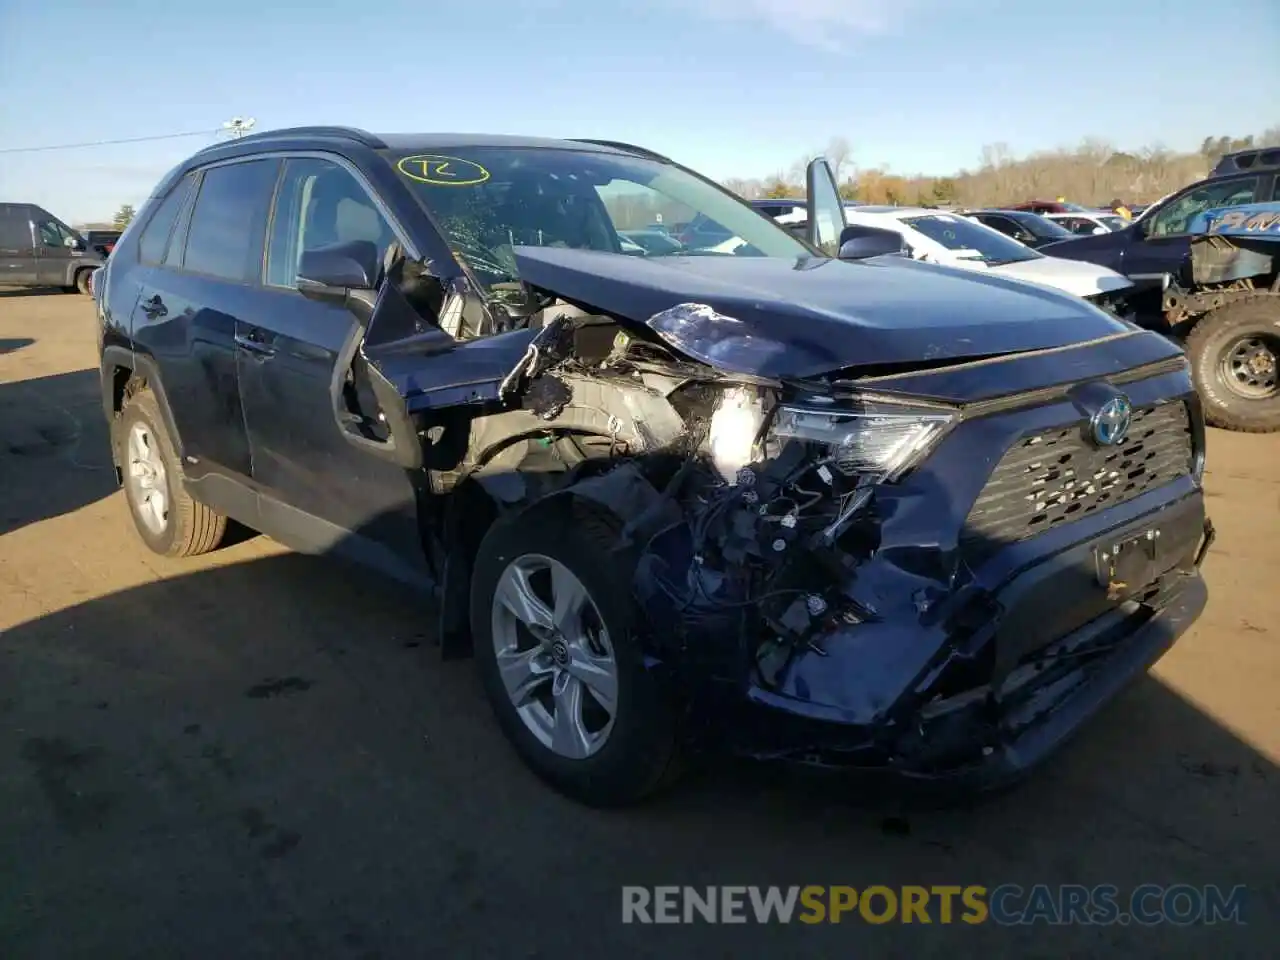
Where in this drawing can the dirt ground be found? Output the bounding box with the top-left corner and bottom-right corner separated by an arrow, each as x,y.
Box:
1,290 -> 1277,958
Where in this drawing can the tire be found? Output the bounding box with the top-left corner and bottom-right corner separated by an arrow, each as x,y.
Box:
116,386 -> 228,557
73,269 -> 92,295
1184,297 -> 1280,433
470,500 -> 684,806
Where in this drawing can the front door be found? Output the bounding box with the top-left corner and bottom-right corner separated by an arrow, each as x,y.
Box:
236,155 -> 426,580
31,214 -> 78,286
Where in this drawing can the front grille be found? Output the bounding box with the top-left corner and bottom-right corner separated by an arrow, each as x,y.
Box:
960,402 -> 1194,563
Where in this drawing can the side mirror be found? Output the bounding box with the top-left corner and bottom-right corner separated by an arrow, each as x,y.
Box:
1092,226 -> 1108,235
64,236 -> 81,249
836,224 -> 907,260
297,240 -> 379,304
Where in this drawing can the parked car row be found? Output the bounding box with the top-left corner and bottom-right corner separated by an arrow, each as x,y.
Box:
838,205 -> 1134,306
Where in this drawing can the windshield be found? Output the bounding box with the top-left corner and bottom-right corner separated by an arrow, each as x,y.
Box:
900,214 -> 1041,264
388,146 -> 810,292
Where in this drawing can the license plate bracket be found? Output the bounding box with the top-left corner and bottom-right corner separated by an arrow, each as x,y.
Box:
1095,529 -> 1162,600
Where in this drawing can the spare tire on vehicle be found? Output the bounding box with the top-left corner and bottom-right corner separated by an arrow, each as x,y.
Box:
1184,296 -> 1280,433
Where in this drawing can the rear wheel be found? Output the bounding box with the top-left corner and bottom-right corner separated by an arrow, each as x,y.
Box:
470,501 -> 684,806
1185,297 -> 1280,433
116,386 -> 228,556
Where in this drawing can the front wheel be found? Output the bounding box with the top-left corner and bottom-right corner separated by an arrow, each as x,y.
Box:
1185,297 -> 1280,433
470,502 -> 684,806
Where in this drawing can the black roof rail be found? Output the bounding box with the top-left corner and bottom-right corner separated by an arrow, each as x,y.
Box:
194,126 -> 386,154
1211,147 -> 1280,178
570,138 -> 672,163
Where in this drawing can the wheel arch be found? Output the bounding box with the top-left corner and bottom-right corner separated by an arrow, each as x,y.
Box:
101,346 -> 187,477
431,425 -> 647,659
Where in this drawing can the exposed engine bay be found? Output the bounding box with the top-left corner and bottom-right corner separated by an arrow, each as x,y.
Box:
425,298 -> 897,682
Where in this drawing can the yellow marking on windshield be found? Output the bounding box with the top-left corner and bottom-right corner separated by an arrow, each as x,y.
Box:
396,155 -> 490,186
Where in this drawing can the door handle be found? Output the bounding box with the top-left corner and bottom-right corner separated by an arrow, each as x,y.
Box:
234,331 -> 275,358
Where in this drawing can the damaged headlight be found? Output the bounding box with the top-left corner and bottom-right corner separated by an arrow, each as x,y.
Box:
770,403 -> 954,481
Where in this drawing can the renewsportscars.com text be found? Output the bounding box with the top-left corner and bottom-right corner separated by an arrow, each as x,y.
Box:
621,884 -> 1247,926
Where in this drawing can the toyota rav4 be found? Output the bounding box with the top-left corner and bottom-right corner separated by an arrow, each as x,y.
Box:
94,127 -> 1213,806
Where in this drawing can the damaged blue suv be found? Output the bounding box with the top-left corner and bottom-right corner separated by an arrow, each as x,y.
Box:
94,127 -> 1212,805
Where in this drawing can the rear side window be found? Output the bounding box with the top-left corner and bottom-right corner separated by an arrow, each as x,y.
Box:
138,176 -> 194,264
0,211 -> 31,248
182,159 -> 280,282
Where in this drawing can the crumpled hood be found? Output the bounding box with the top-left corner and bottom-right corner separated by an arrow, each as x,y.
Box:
511,247 -> 1131,378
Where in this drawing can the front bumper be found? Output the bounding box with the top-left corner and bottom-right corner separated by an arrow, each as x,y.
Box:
730,493 -> 1211,794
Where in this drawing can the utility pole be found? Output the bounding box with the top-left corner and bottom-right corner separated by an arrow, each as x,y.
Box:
220,117 -> 256,139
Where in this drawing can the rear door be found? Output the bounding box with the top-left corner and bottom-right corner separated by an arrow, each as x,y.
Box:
0,205 -> 38,284
131,159 -> 279,484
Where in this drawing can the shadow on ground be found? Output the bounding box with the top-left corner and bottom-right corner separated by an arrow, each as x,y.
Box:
0,368 -> 118,536
1,544 -> 1275,958
0,338 -> 35,356
0,288 -> 78,299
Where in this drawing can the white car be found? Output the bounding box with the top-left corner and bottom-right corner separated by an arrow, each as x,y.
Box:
1043,211 -> 1130,236
842,206 -> 1134,304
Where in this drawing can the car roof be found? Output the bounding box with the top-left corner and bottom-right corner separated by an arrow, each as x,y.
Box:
1210,147 -> 1280,178
187,126 -> 661,164
151,126 -> 678,200
847,206 -> 946,218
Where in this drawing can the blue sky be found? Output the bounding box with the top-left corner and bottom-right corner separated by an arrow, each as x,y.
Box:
2,0 -> 1277,222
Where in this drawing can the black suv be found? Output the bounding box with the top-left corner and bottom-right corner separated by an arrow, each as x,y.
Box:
0,202 -> 106,293
95,127 -> 1212,806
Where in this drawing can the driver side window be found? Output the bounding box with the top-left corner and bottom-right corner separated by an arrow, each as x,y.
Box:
265,157 -> 396,289
37,219 -> 71,248
1147,177 -> 1258,238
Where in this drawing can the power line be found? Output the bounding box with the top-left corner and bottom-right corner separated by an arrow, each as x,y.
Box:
0,130 -> 221,155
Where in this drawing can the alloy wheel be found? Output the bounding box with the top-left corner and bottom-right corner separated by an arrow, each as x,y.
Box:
125,422 -> 169,535
489,554 -> 618,759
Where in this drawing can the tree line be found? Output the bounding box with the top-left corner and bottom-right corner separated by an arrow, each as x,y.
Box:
722,128 -> 1280,207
